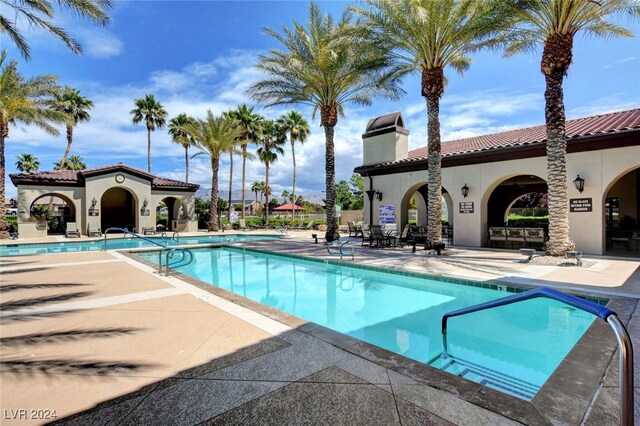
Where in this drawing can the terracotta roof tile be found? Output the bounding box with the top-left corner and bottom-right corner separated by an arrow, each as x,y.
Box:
407,108 -> 640,160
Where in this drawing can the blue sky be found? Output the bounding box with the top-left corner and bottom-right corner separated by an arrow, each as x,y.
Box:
3,1 -> 639,199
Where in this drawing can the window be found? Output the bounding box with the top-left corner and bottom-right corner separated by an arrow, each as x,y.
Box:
605,197 -> 620,224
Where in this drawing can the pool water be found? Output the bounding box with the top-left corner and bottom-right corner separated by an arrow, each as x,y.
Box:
0,234 -> 280,256
139,247 -> 597,400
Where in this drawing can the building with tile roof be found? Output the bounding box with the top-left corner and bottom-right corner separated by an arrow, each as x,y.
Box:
355,109 -> 640,255
10,163 -> 200,238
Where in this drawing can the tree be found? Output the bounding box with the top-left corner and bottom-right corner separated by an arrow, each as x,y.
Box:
354,0 -> 505,246
1,0 -> 113,60
281,189 -> 292,204
248,3 -> 404,242
349,173 -> 364,210
0,51 -> 64,238
54,155 -> 86,170
503,0 -> 639,256
52,87 -> 93,170
225,104 -> 261,219
276,110 -> 310,222
168,113 -> 196,182
130,94 -> 167,173
15,153 -> 40,172
184,111 -> 243,231
256,120 -> 285,226
336,180 -> 355,209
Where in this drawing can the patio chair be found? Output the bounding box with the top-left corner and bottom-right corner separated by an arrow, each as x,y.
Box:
87,223 -> 102,237
347,221 -> 362,237
360,224 -> 371,246
142,227 -> 157,235
369,225 -> 391,248
65,222 -> 81,238
238,219 -> 248,231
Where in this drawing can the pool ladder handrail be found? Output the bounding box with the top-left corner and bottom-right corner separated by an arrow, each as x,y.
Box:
327,240 -> 354,260
441,287 -> 633,426
103,227 -> 166,251
158,246 -> 194,276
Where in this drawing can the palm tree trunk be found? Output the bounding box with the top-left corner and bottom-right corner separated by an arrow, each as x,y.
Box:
0,125 -> 9,239
228,153 -> 233,222
425,94 -> 443,246
185,145 -> 189,183
544,69 -> 573,256
323,125 -> 338,242
291,137 -> 296,222
209,157 -> 220,231
241,145 -> 247,219
265,163 -> 270,226
59,125 -> 73,168
147,127 -> 152,173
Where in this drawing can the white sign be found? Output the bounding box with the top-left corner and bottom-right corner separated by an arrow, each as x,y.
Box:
229,211 -> 239,223
378,204 -> 396,224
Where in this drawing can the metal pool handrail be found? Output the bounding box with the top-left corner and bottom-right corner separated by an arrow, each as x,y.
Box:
160,246 -> 194,276
327,240 -> 354,260
441,287 -> 633,426
103,227 -> 166,251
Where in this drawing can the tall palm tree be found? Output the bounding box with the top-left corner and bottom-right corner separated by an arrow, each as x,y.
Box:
0,50 -> 64,238
15,153 -> 40,172
168,113 -> 195,182
276,110 -> 310,222
184,111 -> 243,231
54,155 -> 86,170
52,87 -> 93,170
248,2 -> 404,242
1,0 -> 113,60
503,0 -> 639,256
256,120 -> 286,227
225,104 -> 261,219
354,0 -> 505,246
130,94 -> 167,173
251,181 -> 261,214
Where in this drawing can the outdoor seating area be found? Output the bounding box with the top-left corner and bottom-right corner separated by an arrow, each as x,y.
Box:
488,226 -> 546,249
87,223 -> 102,237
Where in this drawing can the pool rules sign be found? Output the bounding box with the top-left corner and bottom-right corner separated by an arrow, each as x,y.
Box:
570,198 -> 592,212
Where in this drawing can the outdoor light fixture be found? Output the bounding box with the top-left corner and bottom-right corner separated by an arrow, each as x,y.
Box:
375,190 -> 383,201
142,198 -> 148,208
573,175 -> 585,193
461,183 -> 469,198
91,197 -> 97,208
9,198 -> 17,208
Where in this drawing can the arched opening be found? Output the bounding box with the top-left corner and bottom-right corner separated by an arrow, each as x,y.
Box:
400,183 -> 452,232
603,167 -> 639,257
157,197 -> 185,231
485,175 -> 548,248
29,194 -> 75,235
101,187 -> 136,231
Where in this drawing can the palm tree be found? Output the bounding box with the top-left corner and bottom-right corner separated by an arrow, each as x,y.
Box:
184,111 -> 243,231
52,87 -> 93,170
15,153 -> 40,172
248,3 -> 404,241
503,0 -> 639,256
354,0 -> 505,246
256,120 -> 286,227
130,94 -> 167,173
276,110 -> 310,222
1,0 -> 113,60
0,50 -> 64,238
251,181 -> 261,214
225,104 -> 262,219
54,155 -> 86,170
168,113 -> 196,182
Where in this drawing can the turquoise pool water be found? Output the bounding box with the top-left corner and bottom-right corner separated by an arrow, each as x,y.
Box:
139,247 -> 597,400
0,234 -> 280,256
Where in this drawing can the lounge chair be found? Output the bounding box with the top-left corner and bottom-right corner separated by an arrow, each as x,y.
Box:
306,220 -> 315,231
65,222 -> 81,238
87,223 -> 101,237
238,219 -> 248,231
142,227 -> 157,235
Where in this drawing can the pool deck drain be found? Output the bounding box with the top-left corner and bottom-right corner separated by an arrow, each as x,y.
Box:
1,231 -> 639,425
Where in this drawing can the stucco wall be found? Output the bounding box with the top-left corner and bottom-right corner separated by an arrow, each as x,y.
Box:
16,185 -> 85,238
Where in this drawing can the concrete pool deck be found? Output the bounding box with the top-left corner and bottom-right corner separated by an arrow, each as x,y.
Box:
1,231 -> 639,425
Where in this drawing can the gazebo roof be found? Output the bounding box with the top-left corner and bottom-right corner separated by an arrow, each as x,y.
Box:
10,162 -> 199,192
273,203 -> 304,211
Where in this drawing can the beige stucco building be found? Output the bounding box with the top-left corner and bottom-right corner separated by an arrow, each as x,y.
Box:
10,163 -> 199,238
355,109 -> 640,255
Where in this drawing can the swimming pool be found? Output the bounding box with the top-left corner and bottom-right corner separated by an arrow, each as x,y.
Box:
138,247 -> 599,400
0,234 -> 280,256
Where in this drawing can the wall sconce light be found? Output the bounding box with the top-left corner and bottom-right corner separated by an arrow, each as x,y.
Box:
142,198 -> 148,208
375,190 -> 383,201
9,198 -> 17,208
91,197 -> 97,208
573,175 -> 585,193
461,183 -> 469,198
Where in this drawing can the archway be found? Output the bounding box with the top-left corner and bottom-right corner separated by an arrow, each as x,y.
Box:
157,197 -> 184,231
400,183 -> 452,231
29,194 -> 76,235
101,187 -> 136,231
485,175 -> 548,248
603,167 -> 639,256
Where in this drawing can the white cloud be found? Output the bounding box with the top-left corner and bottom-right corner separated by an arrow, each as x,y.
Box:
603,56 -> 636,69
79,30 -> 124,58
